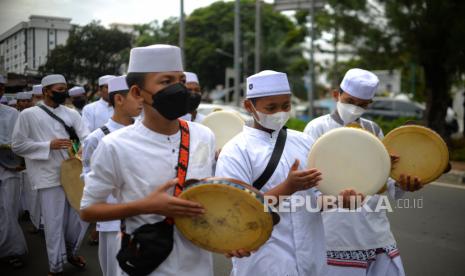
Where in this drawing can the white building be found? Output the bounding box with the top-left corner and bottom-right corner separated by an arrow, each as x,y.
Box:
0,15 -> 72,75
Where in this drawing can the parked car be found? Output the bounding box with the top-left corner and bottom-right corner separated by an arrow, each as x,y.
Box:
363,97 -> 424,120
295,98 -> 336,122
196,103 -> 253,125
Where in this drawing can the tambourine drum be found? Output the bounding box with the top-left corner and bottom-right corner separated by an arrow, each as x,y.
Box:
0,144 -> 24,170
60,158 -> 85,211
307,128 -> 391,196
175,178 -> 279,253
202,111 -> 244,150
383,125 -> 449,184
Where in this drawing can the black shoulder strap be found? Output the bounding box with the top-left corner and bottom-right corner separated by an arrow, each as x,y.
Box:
253,127 -> 287,191
100,126 -> 110,135
39,105 -> 67,127
39,105 -> 80,141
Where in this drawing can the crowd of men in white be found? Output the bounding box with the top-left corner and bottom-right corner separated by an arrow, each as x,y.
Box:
0,44 -> 424,276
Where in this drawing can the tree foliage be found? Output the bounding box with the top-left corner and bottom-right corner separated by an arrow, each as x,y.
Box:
133,0 -> 308,98
40,21 -> 132,85
304,0 -> 465,135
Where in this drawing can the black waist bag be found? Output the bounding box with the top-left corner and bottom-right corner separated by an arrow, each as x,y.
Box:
117,221 -> 174,276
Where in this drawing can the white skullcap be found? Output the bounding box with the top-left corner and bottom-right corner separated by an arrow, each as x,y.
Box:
32,84 -> 43,95
340,68 -> 379,100
1,96 -> 8,103
128,44 -> 183,73
184,72 -> 199,84
0,75 -> 5,84
246,70 -> 291,99
108,76 -> 129,94
41,74 -> 67,87
98,75 -> 115,86
69,86 -> 86,96
16,92 -> 32,100
8,99 -> 17,105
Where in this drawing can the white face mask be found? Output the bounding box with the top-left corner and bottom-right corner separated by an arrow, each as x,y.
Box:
251,105 -> 290,131
336,101 -> 366,125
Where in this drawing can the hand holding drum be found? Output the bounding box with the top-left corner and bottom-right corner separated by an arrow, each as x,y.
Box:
174,178 -> 279,255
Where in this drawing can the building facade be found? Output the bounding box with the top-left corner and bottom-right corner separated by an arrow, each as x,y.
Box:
0,15 -> 72,75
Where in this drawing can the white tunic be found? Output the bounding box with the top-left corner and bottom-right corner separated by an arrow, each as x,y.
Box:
0,104 -> 19,181
81,98 -> 114,132
11,105 -> 89,190
304,112 -> 404,251
82,118 -> 125,232
215,126 -> 327,276
81,120 -> 215,276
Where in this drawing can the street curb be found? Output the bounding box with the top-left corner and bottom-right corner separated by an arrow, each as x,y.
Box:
437,170 -> 465,185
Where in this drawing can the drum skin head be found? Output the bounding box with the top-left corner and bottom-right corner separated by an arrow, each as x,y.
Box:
0,145 -> 24,169
202,111 -> 244,150
383,125 -> 449,184
175,179 -> 274,253
308,128 -> 391,196
60,158 -> 85,211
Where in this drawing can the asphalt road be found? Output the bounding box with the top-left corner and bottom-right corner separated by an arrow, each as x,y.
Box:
1,182 -> 464,276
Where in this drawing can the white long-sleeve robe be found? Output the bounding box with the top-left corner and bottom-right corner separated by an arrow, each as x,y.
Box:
0,104 -> 20,181
215,126 -> 327,276
11,104 -> 90,272
81,120 -> 215,276
82,118 -> 124,276
0,104 -> 27,258
81,98 -> 113,132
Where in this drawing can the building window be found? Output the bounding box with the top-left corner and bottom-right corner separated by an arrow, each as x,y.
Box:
50,41 -> 54,45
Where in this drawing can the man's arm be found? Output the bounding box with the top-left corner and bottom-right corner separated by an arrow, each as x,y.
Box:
80,140 -> 204,222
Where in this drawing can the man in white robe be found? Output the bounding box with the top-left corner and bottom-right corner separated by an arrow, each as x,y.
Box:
80,45 -> 223,275
0,76 -> 27,268
215,70 -> 328,276
81,75 -> 143,276
32,84 -> 44,106
15,91 -> 42,231
180,72 -> 206,123
12,74 -> 90,275
304,68 -> 423,276
81,75 -> 115,132
68,86 -> 87,115
16,91 -> 33,112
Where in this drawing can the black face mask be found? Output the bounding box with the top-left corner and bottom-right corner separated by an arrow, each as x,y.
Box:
72,98 -> 86,109
150,83 -> 201,120
50,90 -> 69,105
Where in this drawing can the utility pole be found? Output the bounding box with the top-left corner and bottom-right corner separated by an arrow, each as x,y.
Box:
307,0 -> 316,118
234,0 -> 241,106
255,0 -> 261,73
179,0 -> 186,66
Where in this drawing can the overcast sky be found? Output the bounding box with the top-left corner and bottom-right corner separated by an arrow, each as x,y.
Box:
0,0 -> 268,34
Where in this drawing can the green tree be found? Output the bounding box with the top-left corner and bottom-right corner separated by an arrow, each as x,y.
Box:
306,0 -> 465,135
135,0 -> 308,98
40,21 -> 132,86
